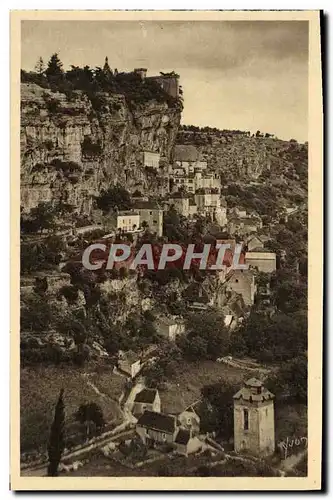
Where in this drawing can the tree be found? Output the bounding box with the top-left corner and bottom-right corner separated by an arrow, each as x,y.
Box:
35,56 -> 45,74
45,53 -> 64,84
75,402 -> 105,439
47,389 -> 65,476
179,311 -> 229,360
267,354 -> 307,403
28,202 -> 58,233
201,382 -> 235,437
96,186 -> 132,213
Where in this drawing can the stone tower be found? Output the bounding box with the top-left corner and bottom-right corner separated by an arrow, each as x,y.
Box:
233,378 -> 275,457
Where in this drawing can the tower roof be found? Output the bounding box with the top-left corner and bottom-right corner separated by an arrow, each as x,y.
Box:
233,378 -> 274,403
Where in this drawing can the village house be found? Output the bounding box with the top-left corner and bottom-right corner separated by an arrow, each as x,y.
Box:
233,378 -> 275,457
132,389 -> 161,417
136,411 -> 178,445
224,269 -> 257,307
143,151 -> 160,170
246,235 -> 265,252
228,216 -> 263,236
174,429 -> 202,456
173,145 -> 207,173
132,200 -> 164,237
155,316 -> 185,342
117,351 -> 142,379
177,408 -> 201,436
116,211 -> 140,233
136,410 -> 202,456
245,251 -> 277,273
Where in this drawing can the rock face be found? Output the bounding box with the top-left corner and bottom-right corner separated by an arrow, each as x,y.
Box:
21,83 -> 181,212
176,129 -> 308,185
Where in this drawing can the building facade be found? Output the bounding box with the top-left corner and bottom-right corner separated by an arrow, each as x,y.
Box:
233,378 -> 275,457
116,211 -> 140,233
245,252 -> 277,273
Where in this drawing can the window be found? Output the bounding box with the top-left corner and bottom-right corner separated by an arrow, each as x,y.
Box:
153,220 -> 157,224
149,211 -> 153,215
244,409 -> 249,430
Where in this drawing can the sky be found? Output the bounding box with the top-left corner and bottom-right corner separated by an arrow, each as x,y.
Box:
21,20 -> 308,142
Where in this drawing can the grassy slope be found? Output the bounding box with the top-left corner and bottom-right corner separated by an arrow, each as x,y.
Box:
160,360 -> 249,414
20,364 -> 124,453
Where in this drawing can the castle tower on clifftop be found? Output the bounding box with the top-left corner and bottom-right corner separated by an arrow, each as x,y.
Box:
233,378 -> 275,456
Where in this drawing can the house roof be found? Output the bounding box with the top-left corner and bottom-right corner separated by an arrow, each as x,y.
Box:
134,389 -> 158,404
133,201 -> 162,210
174,145 -> 200,162
136,411 -> 176,433
233,378 -> 274,402
245,252 -> 276,260
175,428 -> 191,445
117,211 -> 139,217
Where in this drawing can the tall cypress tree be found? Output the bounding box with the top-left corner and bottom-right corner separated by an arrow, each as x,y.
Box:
47,388 -> 65,477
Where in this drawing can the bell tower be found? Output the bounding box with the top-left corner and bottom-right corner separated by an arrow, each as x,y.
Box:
233,378 -> 275,456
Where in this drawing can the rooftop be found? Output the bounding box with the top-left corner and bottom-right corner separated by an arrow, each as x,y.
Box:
133,201 -> 162,210
136,410 -> 176,434
117,211 -> 139,217
245,252 -> 276,260
134,389 -> 158,404
233,378 -> 274,403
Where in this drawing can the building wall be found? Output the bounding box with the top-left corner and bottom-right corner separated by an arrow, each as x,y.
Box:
152,76 -> 179,98
169,197 -> 189,217
143,151 -> 160,169
259,402 -> 275,455
137,208 -> 163,237
215,207 -> 227,226
246,256 -> 276,273
178,411 -> 200,435
147,428 -> 175,444
133,395 -> 161,416
117,214 -> 140,232
234,400 -> 275,456
195,192 -> 221,209
226,272 -> 256,306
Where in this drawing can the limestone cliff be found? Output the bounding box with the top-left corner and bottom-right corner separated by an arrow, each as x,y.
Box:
21,83 -> 181,213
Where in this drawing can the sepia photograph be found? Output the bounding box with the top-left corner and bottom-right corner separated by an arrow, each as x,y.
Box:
11,10 -> 323,490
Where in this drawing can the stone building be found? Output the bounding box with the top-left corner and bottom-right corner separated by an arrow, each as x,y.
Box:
143,151 -> 160,170
116,211 -> 140,233
233,378 -> 275,457
245,252 -> 277,273
132,389 -> 161,417
225,269 -> 257,306
133,200 -> 163,237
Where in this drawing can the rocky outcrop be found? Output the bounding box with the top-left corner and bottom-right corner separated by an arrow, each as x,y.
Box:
21,83 -> 181,212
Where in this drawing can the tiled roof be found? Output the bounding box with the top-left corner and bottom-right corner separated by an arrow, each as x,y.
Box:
175,428 -> 191,445
233,378 -> 274,402
136,410 -> 176,433
134,389 -> 158,404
